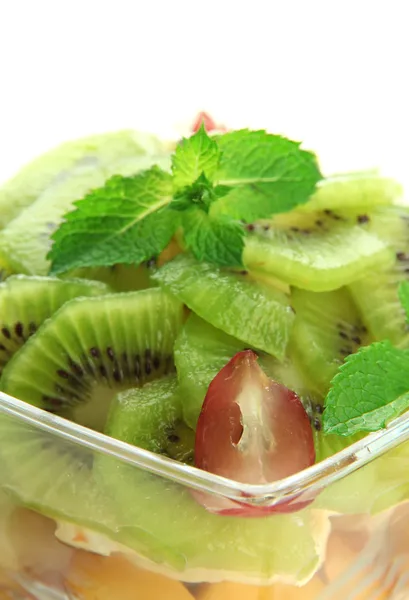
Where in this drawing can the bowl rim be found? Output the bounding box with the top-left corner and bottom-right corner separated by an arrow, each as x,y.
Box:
2,391 -> 409,508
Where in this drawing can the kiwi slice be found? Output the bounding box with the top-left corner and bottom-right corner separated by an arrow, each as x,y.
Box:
303,171 -> 402,212
242,209 -> 394,292
0,135 -> 170,276
0,275 -> 110,374
105,376 -> 195,465
0,411 -> 121,538
0,288 -> 185,431
152,254 -> 295,360
349,206 -> 409,346
290,286 -> 370,395
96,380 -> 329,583
0,130 -> 168,230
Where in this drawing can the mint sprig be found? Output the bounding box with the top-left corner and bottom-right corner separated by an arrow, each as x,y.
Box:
49,126 -> 322,273
49,167 -> 176,274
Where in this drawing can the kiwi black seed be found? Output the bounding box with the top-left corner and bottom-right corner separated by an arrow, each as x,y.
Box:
0,275 -> 111,374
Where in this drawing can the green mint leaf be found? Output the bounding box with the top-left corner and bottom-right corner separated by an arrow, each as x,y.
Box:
172,125 -> 221,190
48,167 -> 175,274
182,209 -> 244,267
399,281 -> 409,321
323,341 -> 409,436
211,129 -> 322,221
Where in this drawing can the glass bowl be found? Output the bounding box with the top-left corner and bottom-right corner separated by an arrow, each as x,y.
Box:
2,388 -> 409,599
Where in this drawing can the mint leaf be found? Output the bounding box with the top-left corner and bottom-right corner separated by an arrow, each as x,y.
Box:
211,130 -> 322,221
48,167 -> 175,274
399,281 -> 409,321
182,209 -> 244,267
323,341 -> 409,436
172,125 -> 221,190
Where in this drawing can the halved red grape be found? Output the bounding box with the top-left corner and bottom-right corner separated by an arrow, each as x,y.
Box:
193,350 -> 315,515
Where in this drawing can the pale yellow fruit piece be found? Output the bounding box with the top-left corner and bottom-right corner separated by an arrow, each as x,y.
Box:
64,551 -> 194,600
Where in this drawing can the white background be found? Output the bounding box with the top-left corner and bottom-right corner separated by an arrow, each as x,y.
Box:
0,1 -> 408,187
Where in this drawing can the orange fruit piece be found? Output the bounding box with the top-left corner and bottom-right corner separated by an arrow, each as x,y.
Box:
65,551 -> 194,600
196,577 -> 324,599
7,507 -> 73,585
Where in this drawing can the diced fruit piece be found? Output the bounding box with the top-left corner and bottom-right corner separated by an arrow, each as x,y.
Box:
105,376 -> 194,465
196,577 -> 324,599
64,552 -> 194,600
0,288 -> 184,429
350,206 -> 409,346
4,507 -> 73,588
303,171 -> 402,212
191,112 -> 226,133
153,255 -> 295,360
0,275 -> 110,374
194,350 -> 315,515
243,211 -> 393,292
0,132 -> 170,275
290,286 -> 370,395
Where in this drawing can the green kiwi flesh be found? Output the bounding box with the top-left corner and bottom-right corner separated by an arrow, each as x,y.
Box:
0,411 -> 121,537
0,275 -> 110,374
243,209 -> 394,292
0,130 -> 169,230
0,135 -> 170,276
290,286 -> 370,395
303,171 -> 402,212
0,288 -> 185,431
152,254 -> 295,360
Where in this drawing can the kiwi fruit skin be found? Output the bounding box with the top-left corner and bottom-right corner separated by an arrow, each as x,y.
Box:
0,275 -> 111,374
152,254 -> 295,361
0,288 -> 185,430
0,130 -> 169,230
243,211 -> 394,292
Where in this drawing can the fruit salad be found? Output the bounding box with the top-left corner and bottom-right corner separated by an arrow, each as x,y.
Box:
1,113 -> 409,599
